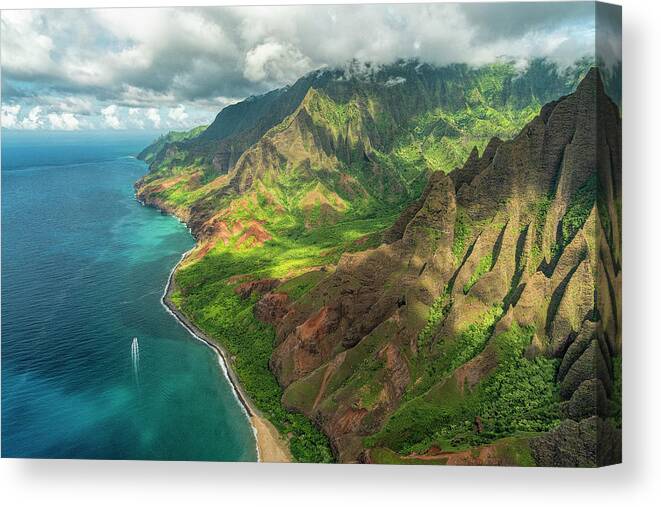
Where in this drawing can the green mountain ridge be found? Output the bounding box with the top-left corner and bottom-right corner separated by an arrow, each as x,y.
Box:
138,125 -> 208,164
134,59 -> 620,465
141,58 -> 595,177
136,58 -> 594,243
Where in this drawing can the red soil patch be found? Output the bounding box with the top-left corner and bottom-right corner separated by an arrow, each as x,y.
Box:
211,219 -> 244,245
297,306 -> 339,346
312,353 -> 345,411
407,444 -> 502,465
191,240 -> 216,261
254,292 -> 290,324
186,171 -> 203,188
152,174 -> 187,192
453,346 -> 498,394
331,407 -> 368,435
278,305 -> 341,380
236,221 -> 272,247
190,219 -> 243,261
234,278 -> 280,299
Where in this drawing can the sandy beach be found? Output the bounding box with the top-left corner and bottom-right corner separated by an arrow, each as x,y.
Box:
161,245 -> 292,463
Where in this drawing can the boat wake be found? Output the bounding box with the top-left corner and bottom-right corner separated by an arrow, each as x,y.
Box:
131,337 -> 140,386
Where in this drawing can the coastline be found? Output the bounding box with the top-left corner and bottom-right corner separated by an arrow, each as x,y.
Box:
142,197 -> 292,463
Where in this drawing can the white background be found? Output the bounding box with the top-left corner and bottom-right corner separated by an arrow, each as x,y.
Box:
1,0 -> 658,506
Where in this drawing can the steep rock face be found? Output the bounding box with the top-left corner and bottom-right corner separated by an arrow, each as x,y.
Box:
259,68 -> 621,464
531,416 -> 621,467
197,88 -> 407,223
272,171 -> 456,384
254,292 -> 290,324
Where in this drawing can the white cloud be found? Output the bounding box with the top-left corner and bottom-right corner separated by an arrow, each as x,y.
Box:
1,104 -> 21,128
51,96 -> 93,114
47,112 -> 80,130
2,5 -> 599,103
100,104 -> 122,129
384,76 -> 407,87
244,40 -> 313,83
128,107 -> 145,129
0,4 -> 609,131
119,85 -> 176,108
0,11 -> 56,78
21,106 -> 44,129
167,104 -> 188,124
146,108 -> 161,129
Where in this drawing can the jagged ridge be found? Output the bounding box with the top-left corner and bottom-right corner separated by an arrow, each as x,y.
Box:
264,68 -> 621,465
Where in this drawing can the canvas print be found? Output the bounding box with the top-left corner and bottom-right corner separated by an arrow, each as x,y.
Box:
1,2 -> 621,466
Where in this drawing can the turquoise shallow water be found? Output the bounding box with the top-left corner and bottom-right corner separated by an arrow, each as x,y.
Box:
1,131 -> 257,461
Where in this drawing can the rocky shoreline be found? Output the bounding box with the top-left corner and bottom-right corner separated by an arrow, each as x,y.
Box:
139,196 -> 292,463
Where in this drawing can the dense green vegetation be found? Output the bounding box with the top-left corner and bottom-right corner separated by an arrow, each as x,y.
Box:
405,304 -> 503,401
369,447 -> 449,465
463,254 -> 493,294
560,175 -> 597,247
416,288 -> 453,351
452,208 -> 472,263
435,304 -> 504,378
176,258 -> 334,462
366,323 -> 560,454
138,125 -> 207,164
483,326 -> 561,436
530,194 -> 553,270
391,97 -> 539,175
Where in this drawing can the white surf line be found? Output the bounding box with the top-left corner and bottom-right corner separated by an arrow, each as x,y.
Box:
137,192 -> 262,459
159,240 -> 262,462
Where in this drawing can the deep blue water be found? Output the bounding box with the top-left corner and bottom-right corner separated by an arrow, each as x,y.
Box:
1,130 -> 257,460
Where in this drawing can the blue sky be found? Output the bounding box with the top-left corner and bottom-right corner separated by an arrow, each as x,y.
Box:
1,3 -> 607,131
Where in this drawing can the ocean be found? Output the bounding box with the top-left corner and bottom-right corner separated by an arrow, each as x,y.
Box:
1,130 -> 257,461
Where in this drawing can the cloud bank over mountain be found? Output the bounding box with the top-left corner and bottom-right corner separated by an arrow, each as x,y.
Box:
1,3 -> 611,130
